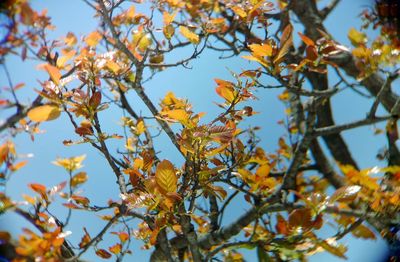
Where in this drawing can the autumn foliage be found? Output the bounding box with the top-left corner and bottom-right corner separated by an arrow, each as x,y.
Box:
1,0 -> 400,261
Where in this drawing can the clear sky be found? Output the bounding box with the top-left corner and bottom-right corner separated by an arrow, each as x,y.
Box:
0,0 -> 391,261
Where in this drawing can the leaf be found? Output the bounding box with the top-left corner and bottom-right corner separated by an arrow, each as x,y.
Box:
163,12 -> 176,25
317,238 -> 347,259
155,160 -> 177,194
65,32 -> 77,46
352,224 -> 376,239
298,32 -> 315,46
288,208 -> 313,231
27,104 -> 61,122
275,214 -> 289,235
10,160 -> 28,172
42,64 -> 62,86
109,243 -> 122,254
111,231 -> 129,243
329,185 -> 361,203
231,6 -> 247,18
71,172 -> 88,188
249,43 -> 273,57
79,228 -> 91,248
273,24 -> 293,64
179,26 -> 200,44
85,31 -> 102,47
348,28 -> 367,46
96,249 -> 112,259
209,126 -> 234,143
29,183 -> 47,196
89,91 -> 102,109
71,195 -> 90,206
163,24 -> 175,39
215,79 -> 236,103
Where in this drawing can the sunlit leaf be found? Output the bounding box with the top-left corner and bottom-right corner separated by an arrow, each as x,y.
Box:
249,43 -> 273,57
85,31 -> 102,47
329,185 -> 361,203
155,160 -> 177,194
179,26 -> 200,44
27,104 -> 61,122
109,243 -> 122,254
348,28 -> 367,46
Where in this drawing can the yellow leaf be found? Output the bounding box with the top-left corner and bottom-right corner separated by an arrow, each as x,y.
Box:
27,104 -> 61,122
126,5 -> 135,19
155,160 -> 177,194
231,6 -> 247,18
57,50 -> 76,68
132,31 -> 152,52
179,26 -> 199,44
136,119 -> 145,135
109,243 -> 122,254
163,12 -> 176,25
163,24 -> 175,40
53,155 -> 86,172
42,64 -> 62,86
215,79 -> 236,103
249,43 -> 272,57
348,28 -> 367,46
85,31 -> 102,47
162,109 -> 189,123
64,32 -> 77,46
106,60 -> 121,74
352,224 -> 376,239
71,172 -> 88,188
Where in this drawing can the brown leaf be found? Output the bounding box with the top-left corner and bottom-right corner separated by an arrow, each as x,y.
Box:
96,249 -> 112,259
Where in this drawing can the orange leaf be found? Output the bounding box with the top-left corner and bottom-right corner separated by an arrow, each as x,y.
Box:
29,183 -> 47,196
109,243 -> 122,254
179,26 -> 199,44
27,104 -> 61,122
71,195 -> 90,206
10,160 -> 28,172
275,214 -> 289,235
85,31 -> 102,47
78,228 -> 91,249
43,64 -> 62,86
298,32 -> 315,46
249,43 -> 273,57
155,160 -> 177,194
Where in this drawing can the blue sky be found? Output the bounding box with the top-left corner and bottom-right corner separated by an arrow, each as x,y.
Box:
0,0 -> 391,261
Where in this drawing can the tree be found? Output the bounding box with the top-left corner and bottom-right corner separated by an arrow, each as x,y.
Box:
0,0 -> 399,261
